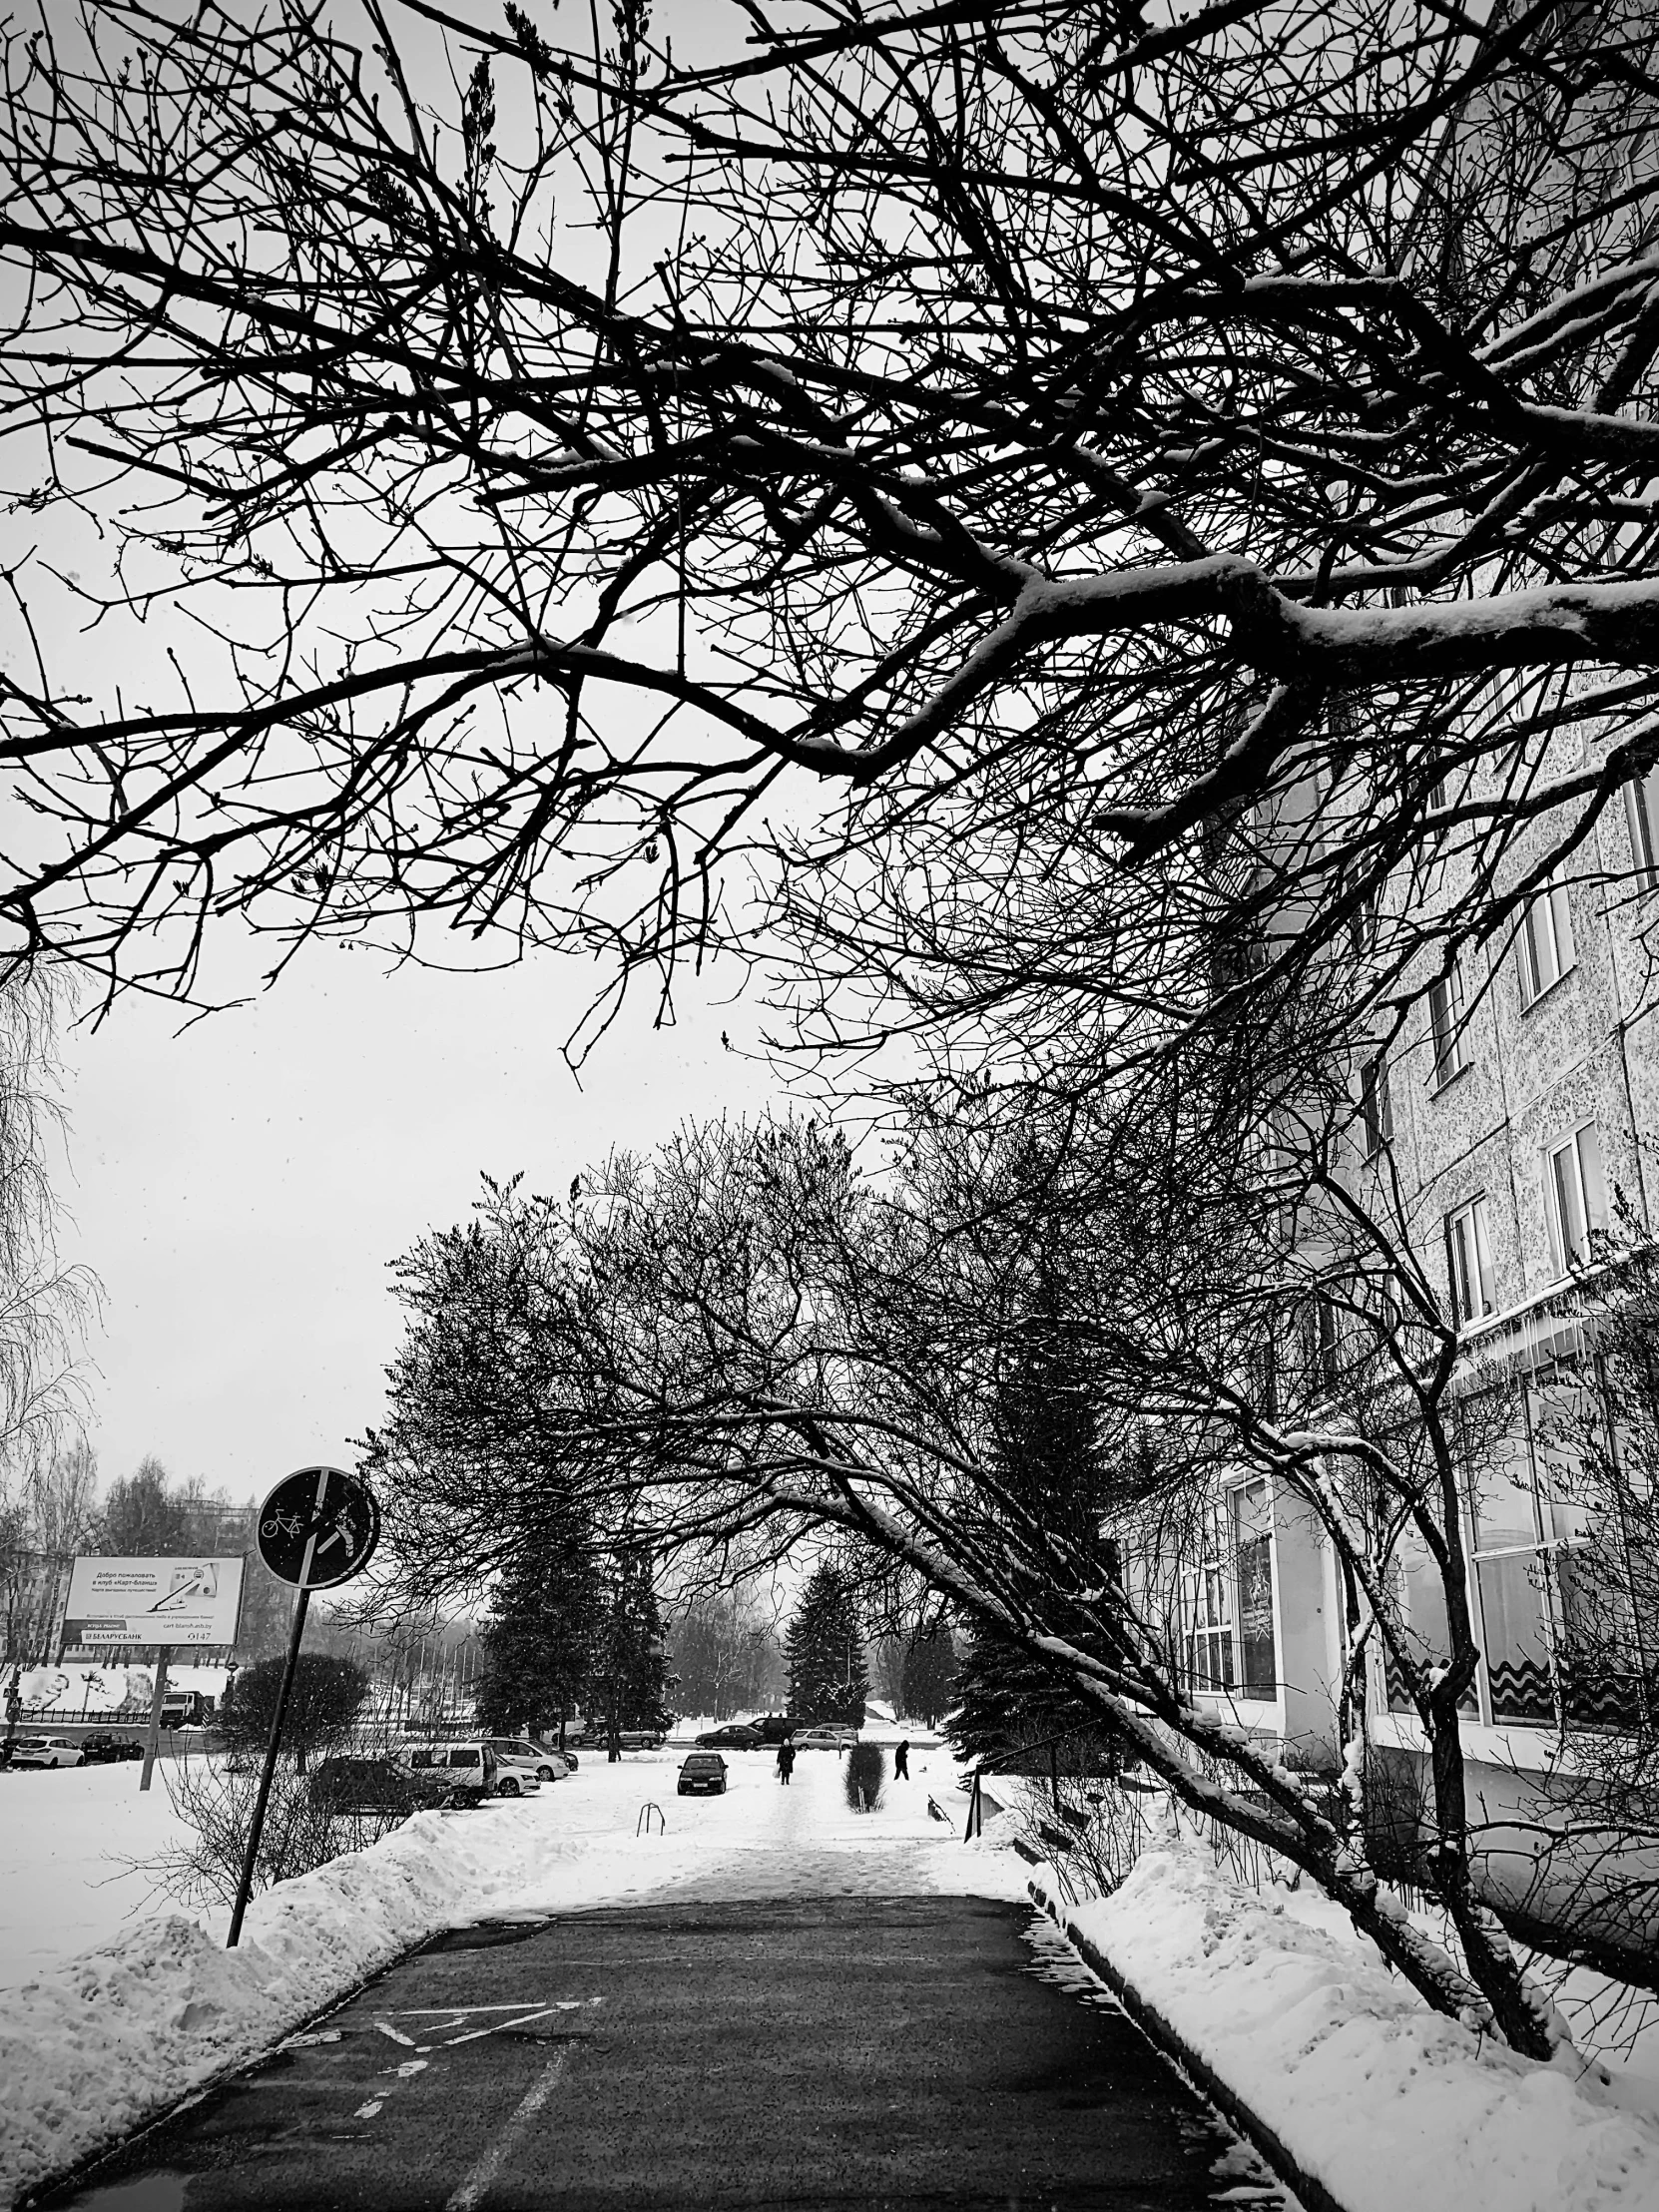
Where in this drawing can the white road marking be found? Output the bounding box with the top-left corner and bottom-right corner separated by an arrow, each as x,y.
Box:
374,2019 -> 418,2046
438,2001 -> 593,2047
442,2050 -> 568,2212
353,2099 -> 383,2119
383,2059 -> 429,2078
389,2004 -> 555,2017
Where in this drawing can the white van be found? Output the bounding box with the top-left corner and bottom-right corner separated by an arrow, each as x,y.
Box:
395,1741 -> 533,1799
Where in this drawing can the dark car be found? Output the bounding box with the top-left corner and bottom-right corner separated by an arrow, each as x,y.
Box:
78,1731 -> 145,1764
695,1724 -> 763,1751
743,1716 -> 797,1746
677,1751 -> 729,1797
569,1723 -> 665,1751
310,1755 -> 459,1816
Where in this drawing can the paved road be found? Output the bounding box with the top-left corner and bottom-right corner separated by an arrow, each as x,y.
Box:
44,1896 -> 1282,2212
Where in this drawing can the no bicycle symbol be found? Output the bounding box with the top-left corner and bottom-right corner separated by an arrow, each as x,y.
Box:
256,1465 -> 380,1590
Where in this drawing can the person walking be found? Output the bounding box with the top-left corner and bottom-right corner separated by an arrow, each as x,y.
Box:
893,1738 -> 910,1781
777,1739 -> 797,1785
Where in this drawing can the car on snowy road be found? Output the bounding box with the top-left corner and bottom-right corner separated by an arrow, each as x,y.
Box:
9,1736 -> 84,1768
78,1731 -> 145,1764
676,1751 -> 729,1796
567,1723 -> 665,1751
790,1726 -> 858,1752
742,1715 -> 796,1745
694,1724 -> 763,1751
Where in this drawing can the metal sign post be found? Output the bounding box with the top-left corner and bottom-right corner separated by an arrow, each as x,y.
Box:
226,1466 -> 379,1949
139,1652 -> 171,1794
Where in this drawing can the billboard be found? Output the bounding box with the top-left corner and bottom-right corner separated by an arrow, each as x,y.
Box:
61,1555 -> 246,1648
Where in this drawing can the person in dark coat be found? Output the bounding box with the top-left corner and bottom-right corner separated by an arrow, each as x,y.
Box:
777,1740 -> 797,1785
893,1739 -> 910,1780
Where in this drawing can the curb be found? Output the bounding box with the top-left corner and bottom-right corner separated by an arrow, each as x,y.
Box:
1023,1868 -> 1351,2212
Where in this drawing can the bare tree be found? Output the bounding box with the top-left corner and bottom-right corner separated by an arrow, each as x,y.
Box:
0,0 -> 1655,1060
364,1081 -> 1598,2059
0,1438 -> 99,1662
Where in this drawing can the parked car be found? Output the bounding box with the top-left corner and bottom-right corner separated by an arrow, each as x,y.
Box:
394,1741 -> 500,1802
568,1722 -> 665,1751
790,1725 -> 858,1752
484,1734 -> 575,1787
310,1756 -> 456,1815
533,1740 -> 578,1771
78,1732 -> 145,1764
10,1736 -> 84,1768
676,1751 -> 729,1797
743,1715 -> 797,1745
695,1724 -> 763,1751
484,1738 -> 559,1790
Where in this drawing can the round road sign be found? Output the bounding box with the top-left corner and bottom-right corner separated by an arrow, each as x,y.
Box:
256,1466 -> 380,1590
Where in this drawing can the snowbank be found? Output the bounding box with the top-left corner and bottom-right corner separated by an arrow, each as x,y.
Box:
1047,1846 -> 1659,2212
0,1806 -> 555,2206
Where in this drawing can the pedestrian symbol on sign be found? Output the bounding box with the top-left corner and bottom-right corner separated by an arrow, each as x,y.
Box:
255,1466 -> 379,1591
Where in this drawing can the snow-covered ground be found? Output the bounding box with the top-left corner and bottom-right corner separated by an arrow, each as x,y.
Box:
0,1738 -> 1011,2205
11,1744 -> 1659,2212
1037,1837 -> 1659,2212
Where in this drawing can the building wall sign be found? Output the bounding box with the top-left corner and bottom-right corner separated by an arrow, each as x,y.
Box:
61,1556 -> 247,1647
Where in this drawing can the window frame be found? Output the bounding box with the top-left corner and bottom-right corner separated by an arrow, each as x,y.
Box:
1427,960 -> 1469,1088
1183,1482 -> 1279,1703
1359,1048 -> 1393,1157
1444,1193 -> 1496,1324
1543,1122 -> 1607,1278
1517,878 -> 1576,1006
1624,767 -> 1659,891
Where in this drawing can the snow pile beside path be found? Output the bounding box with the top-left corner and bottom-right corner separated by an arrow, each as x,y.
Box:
0,1806 -> 558,2208
1062,1847 -> 1659,2212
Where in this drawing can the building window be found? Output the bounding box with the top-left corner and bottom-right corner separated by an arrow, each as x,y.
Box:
1186,1518 -> 1235,1694
1517,878 -> 1576,1005
1184,1486 -> 1278,1700
1359,1050 -> 1392,1156
1232,1481 -> 1278,1696
1445,1195 -> 1496,1323
1625,767 -> 1659,890
1544,1122 -> 1607,1276
1427,961 -> 1468,1086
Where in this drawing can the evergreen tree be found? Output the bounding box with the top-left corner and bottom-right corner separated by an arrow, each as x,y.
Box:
901,1627 -> 958,1726
585,1550 -> 672,1761
785,1565 -> 868,1728
475,1505 -> 601,1743
948,1275 -> 1114,1765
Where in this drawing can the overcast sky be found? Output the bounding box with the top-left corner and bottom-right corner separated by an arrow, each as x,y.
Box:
54,940 -> 780,1506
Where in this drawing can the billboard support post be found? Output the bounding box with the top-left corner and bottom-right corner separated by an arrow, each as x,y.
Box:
139,1652 -> 171,1794
227,1583 -> 309,1949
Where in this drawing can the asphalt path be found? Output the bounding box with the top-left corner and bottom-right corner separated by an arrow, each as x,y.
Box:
41,1893 -> 1281,2212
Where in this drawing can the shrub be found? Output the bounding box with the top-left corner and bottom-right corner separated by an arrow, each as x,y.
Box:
844,1741 -> 885,1812
136,1744 -> 408,1909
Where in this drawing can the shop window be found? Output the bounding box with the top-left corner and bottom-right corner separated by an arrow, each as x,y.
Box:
1186,1528 -> 1235,1695
1232,1481 -> 1278,1697
1183,1485 -> 1277,1700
